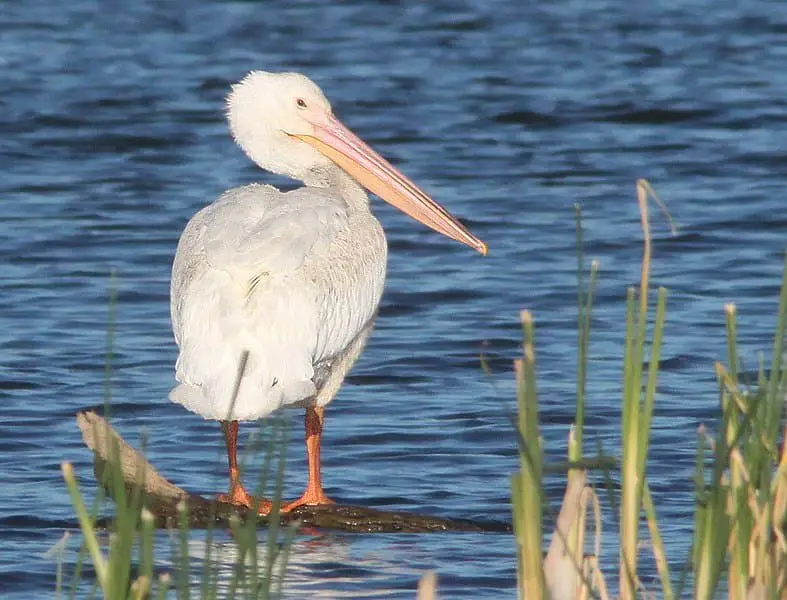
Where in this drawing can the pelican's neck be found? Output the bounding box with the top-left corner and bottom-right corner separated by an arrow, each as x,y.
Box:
301,165 -> 371,214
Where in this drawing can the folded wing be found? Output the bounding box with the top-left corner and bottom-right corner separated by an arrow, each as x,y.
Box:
170,183 -> 350,420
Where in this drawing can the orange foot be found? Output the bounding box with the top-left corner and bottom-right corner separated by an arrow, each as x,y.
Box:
217,485 -> 273,515
281,488 -> 335,513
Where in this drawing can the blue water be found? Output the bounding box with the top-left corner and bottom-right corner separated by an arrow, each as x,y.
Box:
2,0 -> 786,597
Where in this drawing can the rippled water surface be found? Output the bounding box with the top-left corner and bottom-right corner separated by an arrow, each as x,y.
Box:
3,0 -> 787,597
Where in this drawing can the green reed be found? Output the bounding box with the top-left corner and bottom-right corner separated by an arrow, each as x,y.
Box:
511,309 -> 546,599
59,422 -> 292,599
510,180 -> 786,599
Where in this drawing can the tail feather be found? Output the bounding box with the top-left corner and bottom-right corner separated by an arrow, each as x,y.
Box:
169,373 -> 317,421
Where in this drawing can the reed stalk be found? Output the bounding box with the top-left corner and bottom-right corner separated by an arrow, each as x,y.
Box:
569,206 -> 599,593
512,310 -> 546,599
619,181 -> 671,600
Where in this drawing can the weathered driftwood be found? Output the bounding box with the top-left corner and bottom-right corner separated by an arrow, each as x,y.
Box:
76,411 -> 511,533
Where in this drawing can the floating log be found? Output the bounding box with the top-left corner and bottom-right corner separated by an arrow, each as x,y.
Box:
76,411 -> 511,534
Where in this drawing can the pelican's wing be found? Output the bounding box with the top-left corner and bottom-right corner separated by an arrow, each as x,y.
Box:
202,184 -> 348,282
169,183 -> 350,420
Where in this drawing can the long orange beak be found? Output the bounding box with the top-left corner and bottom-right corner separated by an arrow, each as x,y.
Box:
292,114 -> 487,255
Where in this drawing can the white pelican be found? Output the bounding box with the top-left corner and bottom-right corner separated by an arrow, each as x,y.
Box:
170,71 -> 487,514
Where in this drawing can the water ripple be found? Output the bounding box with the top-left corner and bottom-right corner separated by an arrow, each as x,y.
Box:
2,0 -> 787,597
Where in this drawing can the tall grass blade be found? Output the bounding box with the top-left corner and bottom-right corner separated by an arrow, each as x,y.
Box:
765,255 -> 787,447
512,309 -> 547,600
139,508 -> 155,590
643,483 -> 673,600
61,463 -> 107,590
156,573 -> 171,600
636,287 -> 667,483
176,499 -> 191,600
261,423 -> 288,598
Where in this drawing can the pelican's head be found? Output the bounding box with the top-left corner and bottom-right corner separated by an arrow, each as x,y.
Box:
228,71 -> 336,180
227,70 -> 487,255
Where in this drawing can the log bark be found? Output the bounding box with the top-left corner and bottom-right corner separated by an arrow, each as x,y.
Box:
76,411 -> 511,534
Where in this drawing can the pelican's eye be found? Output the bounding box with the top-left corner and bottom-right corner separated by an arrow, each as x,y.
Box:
296,98 -> 308,109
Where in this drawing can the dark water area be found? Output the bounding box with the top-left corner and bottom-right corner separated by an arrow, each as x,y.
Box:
2,0 -> 786,597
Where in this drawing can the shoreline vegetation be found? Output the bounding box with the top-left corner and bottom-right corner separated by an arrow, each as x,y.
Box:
56,180 -> 786,598
506,180 -> 786,600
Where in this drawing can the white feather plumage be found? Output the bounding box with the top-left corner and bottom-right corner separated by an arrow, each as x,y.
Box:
170,177 -> 386,420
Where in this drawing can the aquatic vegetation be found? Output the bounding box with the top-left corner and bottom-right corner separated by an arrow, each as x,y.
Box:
59,418 -> 294,599
510,180 -> 787,599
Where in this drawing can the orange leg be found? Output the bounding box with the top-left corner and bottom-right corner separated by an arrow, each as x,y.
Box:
217,420 -> 272,515
282,406 -> 335,512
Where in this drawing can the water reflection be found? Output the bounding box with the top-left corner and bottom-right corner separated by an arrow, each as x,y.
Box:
181,531 -> 432,598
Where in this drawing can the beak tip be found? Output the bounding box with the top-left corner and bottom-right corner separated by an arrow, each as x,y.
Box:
477,241 -> 489,256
